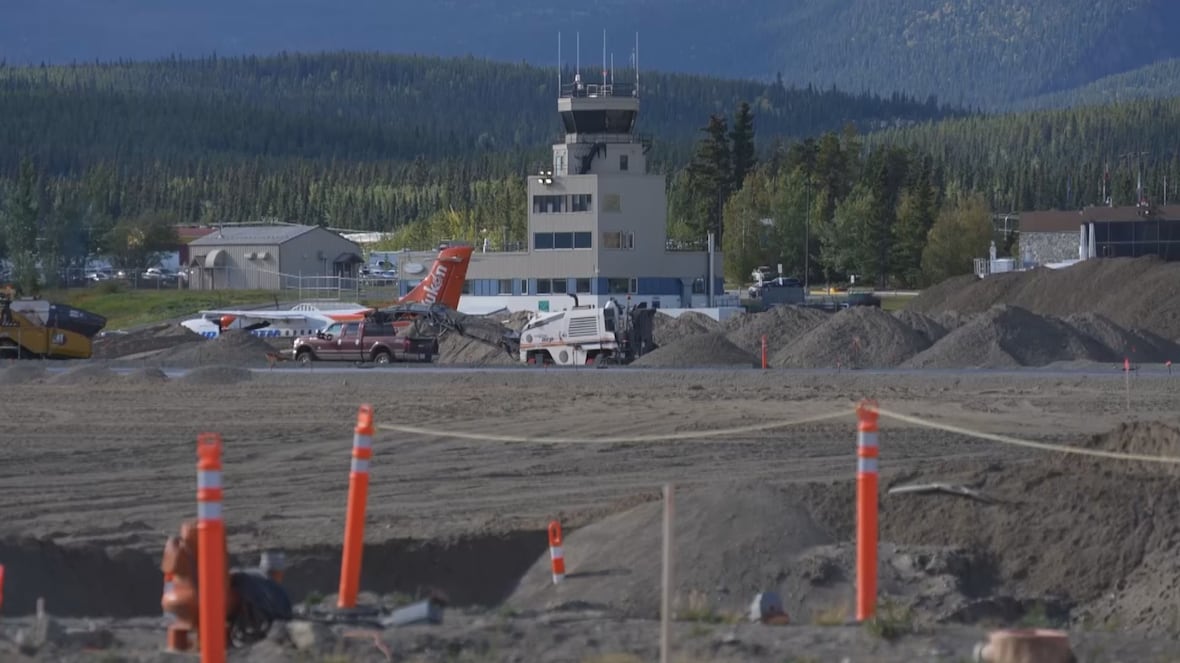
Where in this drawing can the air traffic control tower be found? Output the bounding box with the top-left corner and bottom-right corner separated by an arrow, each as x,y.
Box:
463,60 -> 725,313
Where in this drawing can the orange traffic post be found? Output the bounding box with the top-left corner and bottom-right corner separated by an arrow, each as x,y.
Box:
196,433 -> 227,663
856,400 -> 879,622
338,404 -> 375,609
761,334 -> 768,370
548,521 -> 566,584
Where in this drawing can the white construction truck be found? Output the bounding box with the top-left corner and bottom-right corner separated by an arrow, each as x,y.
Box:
518,295 -> 657,366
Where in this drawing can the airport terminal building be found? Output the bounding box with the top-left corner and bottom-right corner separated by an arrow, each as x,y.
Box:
389,74 -> 732,317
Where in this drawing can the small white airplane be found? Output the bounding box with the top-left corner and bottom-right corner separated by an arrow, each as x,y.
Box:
180,245 -> 473,339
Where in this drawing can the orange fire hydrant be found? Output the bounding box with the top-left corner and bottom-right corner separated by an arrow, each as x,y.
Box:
160,520 -> 231,652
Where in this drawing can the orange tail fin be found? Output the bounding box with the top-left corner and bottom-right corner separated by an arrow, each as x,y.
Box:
398,245 -> 473,308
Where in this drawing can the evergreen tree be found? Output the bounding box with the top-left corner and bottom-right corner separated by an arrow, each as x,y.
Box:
921,192 -> 992,284
730,101 -> 757,191
684,114 -> 733,244
4,157 -> 40,292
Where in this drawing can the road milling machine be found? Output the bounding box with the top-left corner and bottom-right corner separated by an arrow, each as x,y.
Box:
519,295 -> 657,366
0,290 -> 108,359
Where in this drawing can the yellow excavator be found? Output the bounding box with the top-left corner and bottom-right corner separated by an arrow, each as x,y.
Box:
0,285 -> 107,359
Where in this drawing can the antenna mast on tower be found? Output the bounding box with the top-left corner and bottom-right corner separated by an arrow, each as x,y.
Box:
635,32 -> 640,98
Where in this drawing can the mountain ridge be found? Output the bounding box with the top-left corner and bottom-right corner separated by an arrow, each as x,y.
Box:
5,1 -> 1180,109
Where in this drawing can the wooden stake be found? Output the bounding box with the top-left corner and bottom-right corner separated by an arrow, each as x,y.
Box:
660,483 -> 674,663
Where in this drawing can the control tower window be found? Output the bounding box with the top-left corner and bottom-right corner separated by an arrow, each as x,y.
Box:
533,194 -> 566,214
571,194 -> 592,212
620,155 -> 629,171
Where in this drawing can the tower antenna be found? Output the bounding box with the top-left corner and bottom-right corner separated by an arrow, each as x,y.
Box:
557,32 -> 562,93
576,32 -> 580,77
634,32 -> 640,97
602,29 -> 607,87
611,52 -> 614,88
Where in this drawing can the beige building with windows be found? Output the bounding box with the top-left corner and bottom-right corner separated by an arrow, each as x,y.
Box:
455,73 -> 724,314
186,224 -> 363,290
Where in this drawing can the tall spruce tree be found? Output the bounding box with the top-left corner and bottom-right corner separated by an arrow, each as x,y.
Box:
730,101 -> 757,191
685,114 -> 733,245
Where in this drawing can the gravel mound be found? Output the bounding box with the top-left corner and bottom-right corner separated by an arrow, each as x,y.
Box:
177,365 -> 253,385
123,367 -> 169,384
0,364 -> 48,384
892,310 -> 949,345
821,428 -> 1180,636
507,483 -> 833,619
651,311 -> 722,346
437,333 -> 518,366
93,323 -> 203,359
773,306 -> 930,369
156,330 -> 275,367
47,364 -> 118,386
902,305 -> 1114,368
722,305 -> 829,355
630,332 -> 757,368
907,256 -> 1180,340
1064,313 -> 1180,364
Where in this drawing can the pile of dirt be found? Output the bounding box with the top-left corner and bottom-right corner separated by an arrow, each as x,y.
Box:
47,365 -> 118,386
485,309 -> 535,332
902,305 -> 1114,368
154,330 -> 275,367
907,256 -> 1180,341
0,364 -> 48,384
436,333 -> 519,366
892,310 -> 950,345
721,305 -> 829,354
773,306 -> 930,369
123,367 -> 169,384
507,483 -> 834,619
651,311 -> 722,346
630,332 -> 757,368
1064,313 -> 1180,364
1072,420 -> 1180,476
92,323 -> 203,359
176,365 -> 253,385
848,434 -> 1180,635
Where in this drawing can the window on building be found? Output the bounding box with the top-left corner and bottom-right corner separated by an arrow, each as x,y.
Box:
462,280 -> 471,295
602,193 -> 621,212
607,278 -> 630,294
620,155 -> 629,171
520,279 -> 529,295
576,278 -> 592,294
532,194 -> 566,214
535,231 -> 592,250
629,277 -> 638,294
536,279 -> 552,294
552,279 -> 568,294
571,194 -> 593,212
601,231 -> 633,249
498,279 -> 513,295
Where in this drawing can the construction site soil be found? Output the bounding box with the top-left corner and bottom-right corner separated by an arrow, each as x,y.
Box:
2,365 -> 1180,661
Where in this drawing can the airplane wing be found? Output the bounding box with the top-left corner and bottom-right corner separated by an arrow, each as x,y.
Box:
196,309 -> 323,323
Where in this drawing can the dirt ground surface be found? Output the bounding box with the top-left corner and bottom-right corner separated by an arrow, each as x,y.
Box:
2,364 -> 1180,661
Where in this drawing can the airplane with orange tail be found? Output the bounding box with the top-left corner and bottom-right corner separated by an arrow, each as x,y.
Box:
180,245 -> 473,339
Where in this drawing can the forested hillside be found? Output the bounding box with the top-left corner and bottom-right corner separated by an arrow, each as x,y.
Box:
867,97 -> 1180,213
6,0 -> 1180,108
1018,59 -> 1180,111
0,53 -> 950,230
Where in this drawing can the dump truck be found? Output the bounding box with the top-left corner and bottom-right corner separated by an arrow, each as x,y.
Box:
518,295 -> 656,366
0,296 -> 108,359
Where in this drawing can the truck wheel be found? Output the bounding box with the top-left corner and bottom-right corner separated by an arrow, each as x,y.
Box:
373,350 -> 392,365
296,350 -> 313,365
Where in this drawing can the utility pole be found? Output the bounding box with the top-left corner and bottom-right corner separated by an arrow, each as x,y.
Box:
804,175 -> 811,300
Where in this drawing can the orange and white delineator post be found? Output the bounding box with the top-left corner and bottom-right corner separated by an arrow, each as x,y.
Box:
196,433 -> 227,663
548,521 -> 565,584
856,400 -> 879,622
338,404 -> 375,609
761,334 -> 768,370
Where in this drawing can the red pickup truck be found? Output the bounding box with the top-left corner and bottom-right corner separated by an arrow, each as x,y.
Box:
291,319 -> 438,365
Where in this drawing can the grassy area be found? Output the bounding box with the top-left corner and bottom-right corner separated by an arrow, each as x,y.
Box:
44,286 -> 287,330
878,294 -> 913,312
